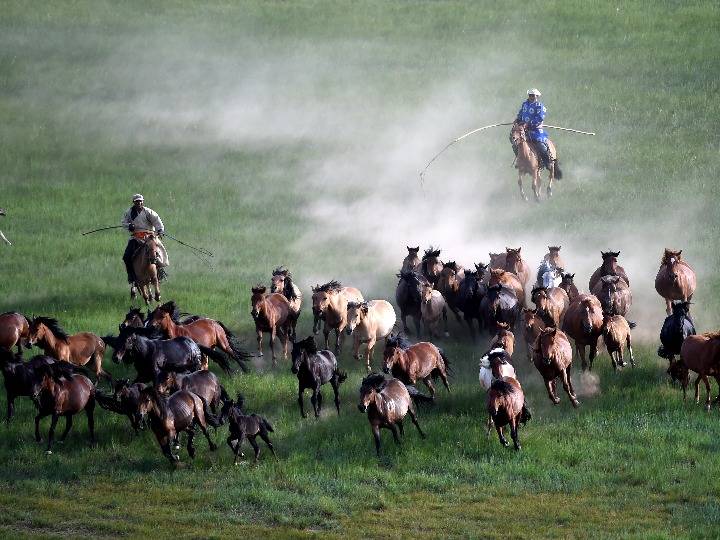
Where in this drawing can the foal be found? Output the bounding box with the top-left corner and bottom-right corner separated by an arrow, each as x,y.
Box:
225,394 -> 277,465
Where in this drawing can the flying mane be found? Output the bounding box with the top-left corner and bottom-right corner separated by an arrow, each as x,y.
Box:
313,280 -> 343,293
31,317 -> 69,341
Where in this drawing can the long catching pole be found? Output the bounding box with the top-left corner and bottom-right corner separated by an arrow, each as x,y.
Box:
81,225 -> 126,236
543,124 -> 596,136
419,122 -> 513,185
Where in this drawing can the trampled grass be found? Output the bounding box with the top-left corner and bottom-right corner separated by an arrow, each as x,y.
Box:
1,1 -> 720,537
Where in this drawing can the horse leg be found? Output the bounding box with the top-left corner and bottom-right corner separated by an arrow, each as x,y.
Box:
495,423 -> 509,447
510,418 -> 521,451
561,368 -> 579,408
442,307 -> 449,337
258,429 -> 277,460
352,335 -> 361,360
310,386 -> 320,418
334,327 -> 342,355
577,344 -> 587,371
627,334 -> 636,367
86,398 -> 96,444
396,419 -> 404,437
389,423 -> 401,445
546,168 -> 554,198
186,427 -> 196,459
518,172 -> 528,202
46,413 -> 59,454
438,366 -> 451,393
546,379 -> 560,404
423,377 -> 436,398
255,329 -> 263,357
6,395 -> 14,424
269,327 -> 277,366
331,379 -> 341,415
413,316 -> 421,338
532,170 -> 541,202
298,387 -> 307,418
703,376 -> 712,411
401,313 -> 410,335
408,409 -> 426,438
59,414 -> 73,442
372,425 -> 382,456
365,337 -> 376,371
694,375 -> 701,404
323,326 -> 331,351
589,339 -> 599,370
248,435 -> 261,463
317,389 -> 324,414
34,413 -> 44,442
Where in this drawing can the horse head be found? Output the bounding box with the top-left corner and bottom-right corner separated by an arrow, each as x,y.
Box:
358,373 -> 387,413
346,302 -> 368,335
270,266 -> 290,294
474,262 -> 488,279
143,235 -> 162,265
291,336 -> 316,374
250,285 -> 267,319
155,371 -> 177,396
113,332 -> 138,364
599,275 -> 622,315
420,280 -> 435,305
671,300 -> 691,317
382,334 -> 410,374
536,327 -> 559,366
407,246 -> 420,255
600,251 -> 620,273
580,298 -> 599,334
510,122 -> 527,146
311,281 -> 342,319
662,249 -> 683,283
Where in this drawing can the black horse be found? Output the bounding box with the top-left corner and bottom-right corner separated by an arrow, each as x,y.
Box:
481,284 -> 520,334
95,379 -> 148,434
658,301 -> 696,362
291,336 -> 346,418
119,308 -> 147,331
395,270 -> 424,337
457,263 -> 488,342
0,348 -> 55,423
110,327 -> 203,384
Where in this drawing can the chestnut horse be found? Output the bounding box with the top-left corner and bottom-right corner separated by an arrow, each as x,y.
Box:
382,335 -> 450,397
655,249 -> 696,315
311,281 -> 364,354
420,247 -> 443,285
270,266 -> 302,338
521,308 -> 546,363
562,295 -> 604,370
148,301 -> 248,371
667,332 -> 720,410
589,251 -> 629,291
28,317 -> 110,382
510,122 -> 561,201
251,286 -> 292,365
559,272 -> 580,303
532,327 -> 579,407
592,275 -> 632,317
489,322 -> 515,357
504,248 -> 531,288
0,312 -> 30,355
358,373 -> 429,456
131,233 -> 163,304
602,314 -> 636,370
531,286 -> 569,328
32,363 -> 96,455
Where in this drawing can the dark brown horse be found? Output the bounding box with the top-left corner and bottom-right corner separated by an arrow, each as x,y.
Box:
148,301 -> 248,370
291,336 -> 346,418
0,348 -> 55,423
382,335 -> 450,397
456,264 -> 488,342
521,308 -> 546,363
559,272 -> 580,303
510,122 -> 561,201
667,332 -> 720,410
358,373 -> 429,456
95,379 -> 147,434
251,285 -> 292,365
486,376 -> 530,450
420,247 -> 443,285
655,249 -> 696,315
531,286 -> 569,328
28,317 -> 110,382
395,271 -> 424,337
592,275 -> 632,317
119,308 -> 146,331
0,312 -> 30,355
532,327 -> 579,407
562,294 -> 604,370
589,251 -> 630,291
435,261 -> 464,322
137,387 -> 218,465
32,363 -> 96,454
225,394 -> 277,464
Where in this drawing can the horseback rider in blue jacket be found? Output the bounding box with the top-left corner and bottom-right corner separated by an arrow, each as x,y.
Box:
511,89 -> 551,169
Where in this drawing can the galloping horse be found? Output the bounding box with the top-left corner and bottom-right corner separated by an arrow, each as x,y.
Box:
589,251 -> 629,291
270,266 -> 302,338
0,312 -> 30,355
510,123 -> 561,201
420,247 -> 443,285
311,281 -> 364,354
28,317 -> 110,382
148,301 -> 248,371
383,335 -> 450,397
251,286 -> 292,365
655,249 -> 696,315
503,248 -> 531,289
130,232 -> 163,304
456,264 -> 488,341
436,262 -> 464,322
395,271 -> 424,337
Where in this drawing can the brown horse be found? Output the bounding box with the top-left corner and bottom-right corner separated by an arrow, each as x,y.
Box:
589,251 -> 630,291
510,122 -> 561,201
311,281 -> 364,354
358,373 -> 429,456
504,248 -> 531,288
532,327 -> 579,407
489,268 -> 525,306
119,308 -> 146,331
138,387 -> 218,465
420,247 -> 443,285
251,286 -> 292,365
131,233 -> 163,304
488,252 -> 507,271
562,295 -> 604,370
543,246 -> 565,269
148,301 -> 248,371
559,272 -> 580,303
0,312 -> 30,355
521,308 -> 546,363
401,246 -> 421,273
531,286 -> 569,328
32,363 -> 96,454
489,322 -> 515,357
156,370 -> 231,420
486,376 -> 530,450
436,262 -> 464,322
382,335 -> 450,397
602,314 -> 636,370
270,266 -> 302,338
28,317 -> 110,382
592,275 -> 632,317
668,333 -> 720,410
655,249 -> 696,315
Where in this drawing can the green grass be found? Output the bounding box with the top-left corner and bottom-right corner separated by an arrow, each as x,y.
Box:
1,1 -> 720,537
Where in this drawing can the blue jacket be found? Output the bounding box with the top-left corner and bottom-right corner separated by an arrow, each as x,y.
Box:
516,100 -> 548,142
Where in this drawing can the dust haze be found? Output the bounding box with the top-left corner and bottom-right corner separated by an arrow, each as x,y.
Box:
39,28 -> 713,342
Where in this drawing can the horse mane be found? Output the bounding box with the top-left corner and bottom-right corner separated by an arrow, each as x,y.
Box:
422,246 -> 441,261
386,334 -> 412,350
299,336 -> 318,354
272,266 -> 291,278
143,386 -> 168,418
283,276 -> 298,301
531,286 -> 547,297
155,301 -> 181,323
397,270 -> 422,283
661,249 -> 682,264
443,261 -> 459,271
489,379 -> 516,396
361,373 -> 388,392
118,325 -> 164,340
313,280 -> 342,293
703,330 -> 720,340
125,308 -> 146,320
32,317 -> 69,341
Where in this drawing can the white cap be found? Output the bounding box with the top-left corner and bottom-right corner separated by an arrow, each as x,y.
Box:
527,88 -> 541,96
132,193 -> 144,202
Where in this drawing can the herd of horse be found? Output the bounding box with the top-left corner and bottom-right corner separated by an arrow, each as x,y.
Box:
0,245 -> 711,462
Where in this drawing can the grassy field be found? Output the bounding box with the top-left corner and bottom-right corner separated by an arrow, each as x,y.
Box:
1,1 -> 720,537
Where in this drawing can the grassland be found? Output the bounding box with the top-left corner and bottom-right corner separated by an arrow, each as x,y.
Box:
1,1 -> 720,538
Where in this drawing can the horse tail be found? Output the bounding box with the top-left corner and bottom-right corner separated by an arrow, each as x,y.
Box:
405,384 -> 434,405
438,347 -> 452,374
218,385 -> 232,424
95,390 -> 124,414
199,396 -> 221,428
258,416 -> 274,433
216,321 -> 251,371
336,370 -> 348,384
197,344 -> 234,374
554,160 -> 563,180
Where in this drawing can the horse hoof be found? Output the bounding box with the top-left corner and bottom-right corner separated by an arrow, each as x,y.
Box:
572,399 -> 580,408
45,450 -> 52,455
547,187 -> 553,198
552,398 -> 560,405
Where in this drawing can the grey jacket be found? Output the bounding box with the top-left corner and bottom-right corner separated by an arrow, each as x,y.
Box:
121,206 -> 165,235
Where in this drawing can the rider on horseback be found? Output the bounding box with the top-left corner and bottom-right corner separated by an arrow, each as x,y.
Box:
121,194 -> 165,293
511,89 -> 552,169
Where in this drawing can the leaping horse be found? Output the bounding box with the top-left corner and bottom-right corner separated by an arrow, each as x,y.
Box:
510,123 -> 562,201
